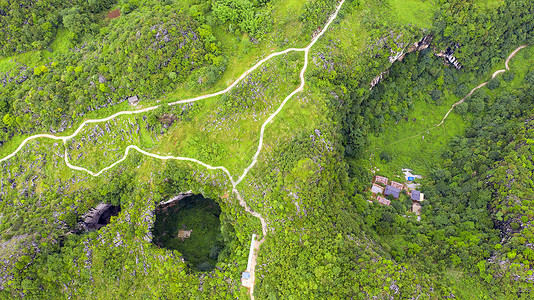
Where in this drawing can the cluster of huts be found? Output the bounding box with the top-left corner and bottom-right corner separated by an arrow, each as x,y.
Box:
370,175 -> 424,215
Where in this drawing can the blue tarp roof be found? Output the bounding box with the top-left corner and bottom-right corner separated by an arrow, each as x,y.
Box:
242,272 -> 250,279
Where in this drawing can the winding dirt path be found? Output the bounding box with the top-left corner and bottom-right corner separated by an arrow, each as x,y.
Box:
0,1 -> 347,298
367,45 -> 529,156
436,44 -> 527,127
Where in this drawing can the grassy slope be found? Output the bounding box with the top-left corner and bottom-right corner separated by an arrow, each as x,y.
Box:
389,0 -> 437,29
367,44 -> 533,179
365,94 -> 466,178
64,52 -> 303,176
0,1 -> 311,160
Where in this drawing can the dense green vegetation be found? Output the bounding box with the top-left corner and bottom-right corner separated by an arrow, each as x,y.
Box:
359,53 -> 534,295
433,0 -> 534,74
1,0 -> 534,299
0,0 -> 116,56
0,0 -> 225,145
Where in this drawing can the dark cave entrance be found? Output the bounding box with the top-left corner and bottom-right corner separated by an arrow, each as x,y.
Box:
81,203 -> 121,231
152,194 -> 227,272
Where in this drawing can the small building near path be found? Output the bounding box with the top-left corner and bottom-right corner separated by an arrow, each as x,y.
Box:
128,95 -> 140,106
411,190 -> 424,202
377,196 -> 391,206
177,229 -> 192,240
390,181 -> 404,190
410,190 -> 424,217
412,201 -> 422,215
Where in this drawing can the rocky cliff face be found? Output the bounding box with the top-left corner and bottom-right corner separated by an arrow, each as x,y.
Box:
370,35 -> 464,89
77,203 -> 121,232
397,34 -> 433,61
157,191 -> 194,211
370,35 -> 433,89
435,43 -> 463,69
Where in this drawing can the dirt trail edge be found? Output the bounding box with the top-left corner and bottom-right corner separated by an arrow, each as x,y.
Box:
365,45 -> 528,155
436,45 -> 527,127
0,1 -> 347,299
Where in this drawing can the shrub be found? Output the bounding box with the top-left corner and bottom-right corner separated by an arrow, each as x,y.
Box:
379,151 -> 392,163
487,78 -> 500,90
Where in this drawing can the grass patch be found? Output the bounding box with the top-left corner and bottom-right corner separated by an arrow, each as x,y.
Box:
506,45 -> 534,82
389,0 -> 437,28
0,29 -> 71,74
444,269 -> 508,300
49,28 -> 73,54
0,50 -> 49,74
365,95 -> 466,178
0,56 -> 18,74
477,0 -> 506,10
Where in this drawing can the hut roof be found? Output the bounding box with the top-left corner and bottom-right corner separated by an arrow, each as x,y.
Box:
128,95 -> 139,105
377,196 -> 391,206
374,175 -> 389,185
371,184 -> 384,194
411,190 -> 425,201
384,185 -> 400,198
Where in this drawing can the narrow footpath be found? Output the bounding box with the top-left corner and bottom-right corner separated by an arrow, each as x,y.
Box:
0,1 -> 347,299
436,45 -> 527,127
366,44 -> 528,154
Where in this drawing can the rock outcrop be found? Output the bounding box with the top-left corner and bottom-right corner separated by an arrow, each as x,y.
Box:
371,35 -> 434,89
77,203 -> 121,231
435,44 -> 463,69
370,35 -> 465,89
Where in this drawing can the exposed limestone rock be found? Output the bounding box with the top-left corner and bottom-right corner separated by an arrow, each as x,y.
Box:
370,70 -> 390,90
158,191 -> 193,207
371,35 -> 433,89
434,42 -> 463,69
397,35 -> 433,61
77,203 -> 121,231
370,35 -> 464,89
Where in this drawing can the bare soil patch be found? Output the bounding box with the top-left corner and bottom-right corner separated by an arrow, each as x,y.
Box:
107,9 -> 121,19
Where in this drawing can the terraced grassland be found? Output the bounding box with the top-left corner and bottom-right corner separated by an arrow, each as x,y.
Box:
65,52 -> 303,176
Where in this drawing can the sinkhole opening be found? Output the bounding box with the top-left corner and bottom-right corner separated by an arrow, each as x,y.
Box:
152,194 -> 227,272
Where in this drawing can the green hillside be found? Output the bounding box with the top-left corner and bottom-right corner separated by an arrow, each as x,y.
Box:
1,0 -> 534,299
